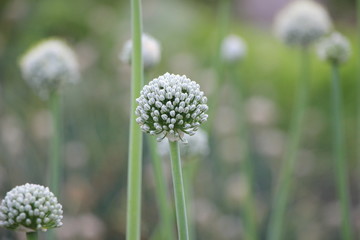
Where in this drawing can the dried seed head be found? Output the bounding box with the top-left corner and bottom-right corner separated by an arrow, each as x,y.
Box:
316,32 -> 351,65
0,183 -> 63,232
19,38 -> 79,99
120,33 -> 161,70
274,0 -> 332,46
136,73 -> 208,142
221,34 -> 247,63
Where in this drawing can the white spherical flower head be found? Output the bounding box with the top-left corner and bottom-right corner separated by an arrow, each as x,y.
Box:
158,128 -> 210,158
317,32 -> 351,65
221,34 -> 247,63
274,0 -> 332,46
120,33 -> 161,70
136,73 -> 208,142
20,38 -> 79,99
0,183 -> 63,232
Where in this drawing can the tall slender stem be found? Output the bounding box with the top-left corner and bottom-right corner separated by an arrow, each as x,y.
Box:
356,0 -> 360,200
148,136 -> 175,240
330,64 -> 353,240
266,48 -> 309,240
26,232 -> 38,240
126,0 -> 143,238
230,66 -> 257,240
169,140 -> 189,240
50,92 -> 61,196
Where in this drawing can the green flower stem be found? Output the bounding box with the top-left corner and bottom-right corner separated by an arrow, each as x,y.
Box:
206,0 -> 230,130
26,232 -> 38,240
126,0 -> 143,238
330,64 -> 353,240
169,140 -> 189,240
357,0 -> 360,195
229,65 -> 257,240
147,136 -> 175,240
267,48 -> 309,240
50,92 -> 61,196
183,158 -> 199,240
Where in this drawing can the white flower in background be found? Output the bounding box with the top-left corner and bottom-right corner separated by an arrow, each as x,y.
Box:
20,38 -> 79,99
136,73 -> 208,142
0,183 -> 63,232
120,33 -> 161,70
221,34 -> 247,62
316,32 -> 351,65
274,0 -> 332,46
158,128 -> 210,158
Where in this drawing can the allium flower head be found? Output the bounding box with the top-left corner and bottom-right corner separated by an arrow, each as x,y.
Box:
221,34 -> 247,63
158,128 -> 210,158
120,33 -> 161,70
316,32 -> 351,65
20,38 -> 79,99
136,73 -> 208,142
0,183 -> 63,232
274,0 -> 332,46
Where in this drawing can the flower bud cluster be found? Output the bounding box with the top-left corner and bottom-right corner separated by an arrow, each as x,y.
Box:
136,73 -> 208,142
274,0 -> 331,46
0,183 -> 63,232
221,34 -> 247,63
316,32 -> 351,65
20,38 -> 79,99
120,33 -> 161,70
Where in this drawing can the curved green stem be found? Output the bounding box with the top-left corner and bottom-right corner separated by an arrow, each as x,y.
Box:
266,48 -> 309,240
331,64 -> 353,240
148,136 -> 175,240
126,0 -> 143,238
26,232 -> 38,240
230,66 -> 257,240
169,141 -> 189,240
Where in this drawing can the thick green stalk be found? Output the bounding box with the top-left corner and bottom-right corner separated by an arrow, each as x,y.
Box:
230,66 -> 257,240
169,141 -> 189,240
26,232 -> 38,240
356,0 -> 360,196
266,48 -> 309,240
330,64 -> 353,240
147,136 -> 175,240
126,0 -> 143,238
50,92 -> 61,196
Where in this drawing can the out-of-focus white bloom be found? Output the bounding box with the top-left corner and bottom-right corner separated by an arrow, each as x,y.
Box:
221,35 -> 247,62
316,32 -> 351,65
274,0 -> 332,46
0,183 -> 63,232
158,128 -> 210,158
20,38 -> 79,99
120,33 -> 161,70
136,73 -> 208,142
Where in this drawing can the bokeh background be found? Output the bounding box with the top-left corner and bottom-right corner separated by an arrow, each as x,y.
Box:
0,0 -> 360,239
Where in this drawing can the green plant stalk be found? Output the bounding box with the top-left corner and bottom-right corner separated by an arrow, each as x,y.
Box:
206,0 -> 230,130
50,92 -> 61,196
330,64 -> 353,240
183,158 -> 199,240
169,140 -> 189,240
356,0 -> 360,197
126,0 -> 143,238
229,65 -> 257,240
266,48 -> 309,240
147,136 -> 175,240
26,232 -> 38,240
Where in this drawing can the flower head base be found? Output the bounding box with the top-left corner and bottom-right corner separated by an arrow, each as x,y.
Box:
136,73 -> 208,142
0,183 -> 63,232
158,128 -> 210,158
221,34 -> 247,63
316,32 -> 351,65
274,0 -> 331,46
20,38 -> 79,99
120,33 -> 161,70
